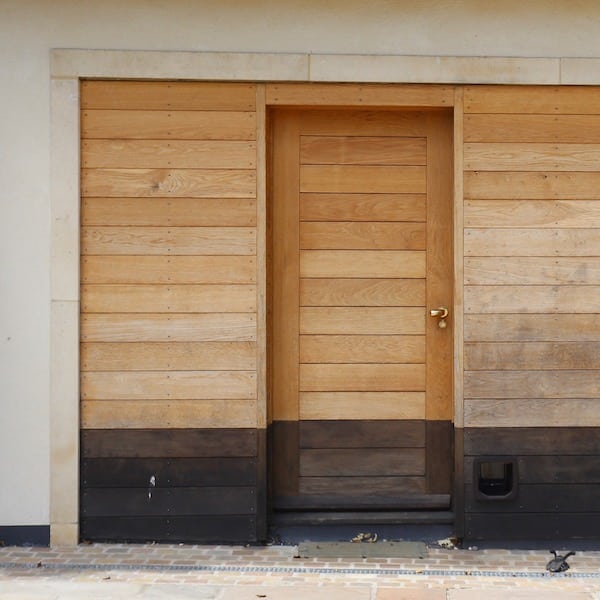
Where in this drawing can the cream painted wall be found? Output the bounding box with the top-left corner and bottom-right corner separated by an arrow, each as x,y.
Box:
3,0 -> 600,527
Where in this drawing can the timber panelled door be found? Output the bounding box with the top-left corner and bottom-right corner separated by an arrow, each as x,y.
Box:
270,109 -> 454,519
79,81 -> 263,543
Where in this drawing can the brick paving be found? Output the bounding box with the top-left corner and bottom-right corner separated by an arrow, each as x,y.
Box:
0,543 -> 599,598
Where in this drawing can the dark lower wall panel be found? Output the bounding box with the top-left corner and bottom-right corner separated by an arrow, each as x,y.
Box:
464,427 -> 600,541
81,429 -> 264,544
81,516 -> 256,543
0,525 -> 49,547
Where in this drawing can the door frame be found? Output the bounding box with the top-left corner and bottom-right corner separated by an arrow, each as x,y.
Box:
50,52 -> 467,544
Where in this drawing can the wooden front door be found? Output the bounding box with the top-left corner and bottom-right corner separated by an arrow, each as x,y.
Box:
270,109 -> 454,514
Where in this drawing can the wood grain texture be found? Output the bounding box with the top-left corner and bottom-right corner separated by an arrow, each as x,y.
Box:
465,171 -> 600,200
81,341 -> 257,371
300,165 -> 426,194
464,228 -> 600,257
300,136 -> 426,165
300,392 -> 425,421
82,140 -> 256,169
82,227 -> 256,255
82,197 -> 257,227
82,284 -> 256,313
81,110 -> 256,140
300,448 -> 425,477
82,168 -> 256,198
464,370 -> 599,398
299,392 -> 425,420
81,313 -> 256,342
464,200 -> 600,228
81,370 -> 257,400
300,250 -> 425,278
465,314 -> 600,342
299,363 -> 426,391
464,114 -> 600,143
464,143 -> 600,171
300,278 -> 425,307
299,476 -> 426,495
266,83 -> 454,107
300,222 -> 426,250
80,81 -> 257,111
82,399 -> 257,429
300,307 -> 425,335
300,193 -> 426,222
464,285 -> 600,314
464,398 -> 600,428
464,257 -> 600,285
464,85 -> 600,115
81,256 -> 256,284
300,335 -> 425,363
465,342 -> 600,371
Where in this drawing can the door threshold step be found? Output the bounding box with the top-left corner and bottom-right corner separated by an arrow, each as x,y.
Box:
270,510 -> 455,527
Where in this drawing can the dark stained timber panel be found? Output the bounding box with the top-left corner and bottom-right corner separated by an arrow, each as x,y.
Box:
80,429 -> 261,543
464,427 -> 600,541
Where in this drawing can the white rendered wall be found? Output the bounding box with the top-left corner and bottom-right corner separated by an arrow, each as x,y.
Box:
3,0 -> 600,528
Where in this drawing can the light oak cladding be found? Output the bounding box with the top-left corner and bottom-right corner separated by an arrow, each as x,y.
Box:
80,81 -> 259,430
463,85 -> 600,428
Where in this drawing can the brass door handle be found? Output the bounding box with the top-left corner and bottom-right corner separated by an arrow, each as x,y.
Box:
429,306 -> 449,328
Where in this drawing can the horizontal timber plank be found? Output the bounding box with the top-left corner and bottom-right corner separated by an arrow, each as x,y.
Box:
464,85 -> 600,114
464,426 -> 600,455
81,227 -> 256,256
300,278 -> 425,307
300,165 -> 426,194
82,486 -> 256,517
300,193 -> 426,222
464,455 -> 600,484
465,484 -> 600,514
82,284 -> 256,313
81,428 -> 257,458
300,136 -> 426,165
81,313 -> 256,342
299,392 -> 425,420
465,314 -> 600,342
82,399 -> 257,429
299,335 -> 425,363
464,398 -> 600,428
299,419 -> 425,448
464,370 -> 600,399
464,257 -> 600,285
300,448 -> 425,477
300,307 -> 425,335
301,250 -> 425,279
464,200 -> 600,229
80,515 -> 256,543
465,171 -> 600,200
266,83 -> 454,107
464,285 -> 600,314
82,197 -> 257,227
81,370 -> 257,400
465,513 -> 600,541
464,114 -> 600,143
464,228 -> 600,257
464,342 -> 600,371
464,143 -> 600,172
82,457 -> 257,487
82,168 -> 256,198
300,222 -> 425,250
81,256 -> 256,284
81,110 -> 256,140
274,494 -> 448,510
299,363 -> 425,392
299,476 -> 426,496
81,341 -> 257,371
80,81 -> 257,111
82,140 -> 256,169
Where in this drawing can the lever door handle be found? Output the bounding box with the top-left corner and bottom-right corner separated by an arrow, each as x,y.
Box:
429,306 -> 449,328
